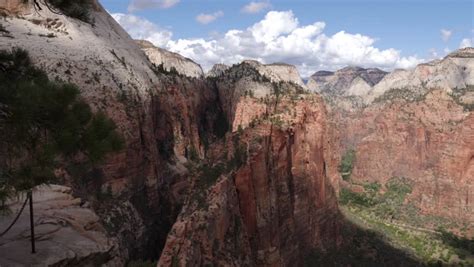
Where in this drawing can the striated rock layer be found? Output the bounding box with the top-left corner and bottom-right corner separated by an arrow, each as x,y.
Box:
158,70 -> 342,266
327,88 -> 474,223
136,40 -> 204,78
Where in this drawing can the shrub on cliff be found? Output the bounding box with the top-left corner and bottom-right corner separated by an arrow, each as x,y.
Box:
0,48 -> 123,210
25,0 -> 93,23
339,149 -> 356,181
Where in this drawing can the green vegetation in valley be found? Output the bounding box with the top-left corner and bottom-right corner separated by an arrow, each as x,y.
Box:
127,260 -> 157,267
338,177 -> 474,266
338,149 -> 356,181
0,48 -> 123,210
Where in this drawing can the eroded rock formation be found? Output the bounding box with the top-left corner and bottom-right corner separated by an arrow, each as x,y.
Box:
136,40 -> 204,78
0,1 -> 472,266
159,88 -> 341,266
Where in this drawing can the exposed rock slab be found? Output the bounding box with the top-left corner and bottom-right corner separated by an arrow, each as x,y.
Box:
0,185 -> 122,266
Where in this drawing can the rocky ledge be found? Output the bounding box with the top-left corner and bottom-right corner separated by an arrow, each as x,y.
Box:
0,185 -> 122,266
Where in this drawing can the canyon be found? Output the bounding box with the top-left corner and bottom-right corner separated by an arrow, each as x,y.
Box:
0,1 -> 472,266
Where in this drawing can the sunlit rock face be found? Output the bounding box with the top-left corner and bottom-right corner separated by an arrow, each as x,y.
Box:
136,39 -> 204,78
241,60 -> 306,87
207,63 -> 230,78
0,185 -> 124,266
367,48 -> 474,102
1,1 -> 473,266
158,63 -> 342,266
324,49 -> 474,224
307,67 -> 387,96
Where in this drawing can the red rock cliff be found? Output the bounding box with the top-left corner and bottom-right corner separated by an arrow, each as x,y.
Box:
327,89 -> 474,223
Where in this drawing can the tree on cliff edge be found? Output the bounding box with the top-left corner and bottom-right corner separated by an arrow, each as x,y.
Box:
0,48 -> 123,210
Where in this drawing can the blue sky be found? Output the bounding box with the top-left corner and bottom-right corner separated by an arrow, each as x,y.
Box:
103,0 -> 473,76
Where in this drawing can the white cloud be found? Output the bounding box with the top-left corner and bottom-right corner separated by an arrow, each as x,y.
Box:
441,29 -> 452,42
128,0 -> 179,12
429,48 -> 439,59
196,11 -> 224,25
459,38 -> 473,48
241,1 -> 271,14
113,10 -> 422,77
111,13 -> 172,47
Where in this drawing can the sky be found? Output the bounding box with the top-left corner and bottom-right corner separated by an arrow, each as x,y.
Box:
102,0 -> 474,77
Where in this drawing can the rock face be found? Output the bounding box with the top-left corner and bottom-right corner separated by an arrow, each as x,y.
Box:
323,50 -> 474,224
307,67 -> 387,96
0,1 -> 222,264
327,89 -> 474,223
368,48 -> 474,102
232,97 -> 340,266
206,63 -> 230,78
241,60 -> 306,87
213,62 -> 308,132
0,185 -> 122,266
158,81 -> 341,266
136,40 -> 204,78
1,1 -> 472,266
0,0 -> 28,15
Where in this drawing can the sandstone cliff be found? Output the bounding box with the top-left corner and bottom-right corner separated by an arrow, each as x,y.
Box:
322,50 -> 474,226
327,89 -> 474,223
158,83 -> 341,266
0,185 -> 123,266
206,63 -> 230,78
1,1 -> 472,266
0,2 -> 338,266
136,40 -> 204,78
307,67 -> 387,96
0,1 -> 222,264
240,60 -> 306,87
368,48 -> 474,102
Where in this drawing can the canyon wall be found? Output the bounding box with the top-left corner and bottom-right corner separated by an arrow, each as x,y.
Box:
0,2 -> 342,266
327,89 -> 474,223
159,90 -> 341,266
320,50 -> 474,225
0,1 -> 222,263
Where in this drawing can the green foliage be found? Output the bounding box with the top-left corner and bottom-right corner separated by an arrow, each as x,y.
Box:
227,143 -> 247,172
438,228 -> 474,254
339,176 -> 474,265
127,260 -> 157,267
449,85 -> 474,111
270,115 -> 284,127
374,88 -> 427,103
152,63 -> 180,77
198,162 -> 226,188
339,187 -> 377,207
338,149 -> 356,181
340,177 -> 412,219
213,108 -> 229,138
47,0 -> 93,23
82,112 -> 124,163
0,48 -> 123,209
237,124 -> 244,135
188,146 -> 199,162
